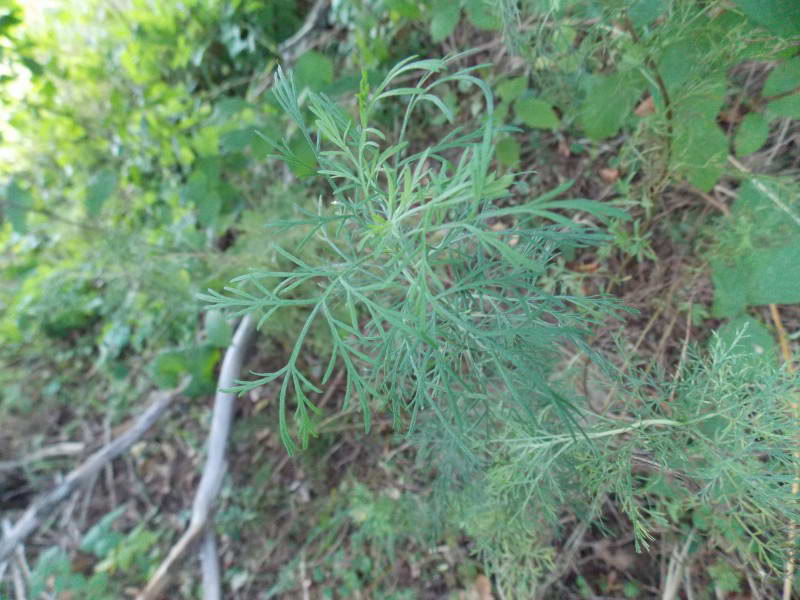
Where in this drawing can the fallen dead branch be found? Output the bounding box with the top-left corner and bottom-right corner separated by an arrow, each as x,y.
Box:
138,314 -> 256,600
0,382 -> 187,563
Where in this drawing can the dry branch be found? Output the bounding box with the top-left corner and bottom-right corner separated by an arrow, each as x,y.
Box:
138,314 -> 256,600
0,383 -> 186,563
200,526 -> 222,600
0,442 -> 85,473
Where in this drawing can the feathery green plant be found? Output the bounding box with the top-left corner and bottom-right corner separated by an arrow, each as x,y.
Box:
466,330 -> 800,593
202,55 -> 624,453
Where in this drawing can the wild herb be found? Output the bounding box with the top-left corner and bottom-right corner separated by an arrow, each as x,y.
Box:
202,55 -> 623,454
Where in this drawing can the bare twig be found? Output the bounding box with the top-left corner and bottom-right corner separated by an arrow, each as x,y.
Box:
138,315 -> 256,600
693,188 -> 731,217
0,383 -> 186,563
662,529 -> 695,600
277,0 -> 329,62
0,521 -> 21,596
8,519 -> 30,600
300,550 -> 310,600
248,0 -> 330,100
0,442 -> 85,473
200,527 -> 222,600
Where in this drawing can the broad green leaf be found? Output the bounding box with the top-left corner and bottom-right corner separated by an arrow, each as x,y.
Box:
674,76 -> 726,120
763,58 -> 800,97
197,190 -> 221,227
657,40 -> 709,94
716,315 -> 776,362
464,0 -> 500,30
218,181 -> 244,215
734,112 -> 770,156
672,119 -> 727,192
85,169 -> 118,216
5,179 -> 31,233
497,77 -> 527,102
183,170 -> 221,227
183,170 -> 206,203
768,96 -> 800,118
628,0 -> 665,27
205,309 -> 233,347
496,137 -> 521,167
712,180 -> 800,316
211,97 -> 249,123
491,99 -> 510,124
515,97 -> 559,130
387,0 -> 422,19
732,0 -> 800,38
150,349 -> 188,388
671,80 -> 728,190
578,72 -> 641,140
295,51 -> 334,92
220,127 -> 255,154
185,345 -> 221,396
711,258 -> 747,317
747,246 -> 800,305
150,346 -> 220,396
713,246 -> 800,315
430,0 -> 460,42
763,59 -> 800,117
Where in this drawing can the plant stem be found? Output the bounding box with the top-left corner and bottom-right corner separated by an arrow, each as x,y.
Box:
505,417 -> 690,451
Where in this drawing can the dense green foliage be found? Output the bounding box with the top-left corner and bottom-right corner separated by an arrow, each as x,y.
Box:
2,0 -> 800,598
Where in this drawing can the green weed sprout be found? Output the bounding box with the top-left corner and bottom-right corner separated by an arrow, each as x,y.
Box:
201,55 -> 622,454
